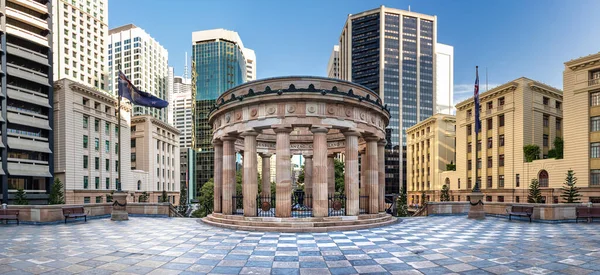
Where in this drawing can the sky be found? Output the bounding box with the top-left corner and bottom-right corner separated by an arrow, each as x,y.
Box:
109,0 -> 600,103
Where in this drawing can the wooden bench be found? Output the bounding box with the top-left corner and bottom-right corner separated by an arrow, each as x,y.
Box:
62,206 -> 87,224
507,205 -> 533,222
576,206 -> 600,223
0,209 -> 19,225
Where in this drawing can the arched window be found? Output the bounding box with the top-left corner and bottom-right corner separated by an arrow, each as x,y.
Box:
137,180 -> 141,190
539,170 -> 549,187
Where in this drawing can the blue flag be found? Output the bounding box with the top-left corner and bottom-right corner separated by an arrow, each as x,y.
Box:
118,71 -> 168,108
474,66 -> 481,134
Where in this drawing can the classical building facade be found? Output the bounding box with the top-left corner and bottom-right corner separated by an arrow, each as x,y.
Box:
327,45 -> 339,79
338,6 -> 440,194
406,114 -> 455,205
52,0 -> 108,91
54,79 -> 132,204
209,76 -> 390,218
1,0 -> 54,204
130,115 -> 180,204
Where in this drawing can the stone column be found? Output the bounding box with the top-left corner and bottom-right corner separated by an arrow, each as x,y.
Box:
378,140 -> 386,212
304,154 -> 313,207
213,139 -> 223,213
311,126 -> 329,217
360,151 -> 366,197
241,130 -> 258,217
343,130 -> 360,216
221,136 -> 237,215
327,154 -> 335,196
365,137 -> 379,214
259,153 -> 272,197
273,125 -> 293,217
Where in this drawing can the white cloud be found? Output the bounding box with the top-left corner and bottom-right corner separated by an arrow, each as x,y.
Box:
453,83 -> 500,103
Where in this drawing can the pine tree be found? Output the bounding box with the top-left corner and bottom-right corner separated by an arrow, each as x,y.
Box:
14,188 -> 28,205
179,184 -> 188,207
561,170 -> 581,203
528,179 -> 543,203
139,191 -> 149,203
396,192 -> 408,217
420,191 -> 427,207
440,185 -> 450,202
48,178 -> 65,204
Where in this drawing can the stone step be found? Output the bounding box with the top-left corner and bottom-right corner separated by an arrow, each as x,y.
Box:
200,215 -> 399,233
205,214 -> 394,228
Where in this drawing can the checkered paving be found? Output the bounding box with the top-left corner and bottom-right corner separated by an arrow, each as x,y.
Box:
1,216 -> 600,274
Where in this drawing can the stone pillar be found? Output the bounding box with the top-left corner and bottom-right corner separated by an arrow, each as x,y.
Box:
304,154 -> 313,207
213,139 -> 223,213
222,136 -> 237,215
259,153 -> 272,197
343,130 -> 360,216
365,137 -> 379,214
360,151 -> 366,197
111,192 -> 129,221
327,154 -> 335,195
378,140 -> 386,212
311,126 -> 329,217
241,130 -> 258,217
273,125 -> 293,217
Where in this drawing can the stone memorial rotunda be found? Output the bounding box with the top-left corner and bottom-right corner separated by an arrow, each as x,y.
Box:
202,76 -> 397,232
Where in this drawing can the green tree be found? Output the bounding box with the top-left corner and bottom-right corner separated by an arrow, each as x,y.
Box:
271,181 -> 276,198
161,190 -> 168,203
179,184 -> 188,207
420,191 -> 427,207
523,145 -> 541,162
297,165 -> 305,185
48,178 -> 65,204
440,185 -> 450,202
14,188 -> 28,205
446,161 -> 456,171
396,193 -> 408,217
139,191 -> 149,202
528,179 -> 543,203
554,137 -> 564,159
197,179 -> 214,218
106,191 -> 114,203
561,170 -> 581,203
334,159 -> 345,194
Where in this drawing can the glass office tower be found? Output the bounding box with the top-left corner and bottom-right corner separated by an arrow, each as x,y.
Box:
192,29 -> 248,197
339,6 -> 437,194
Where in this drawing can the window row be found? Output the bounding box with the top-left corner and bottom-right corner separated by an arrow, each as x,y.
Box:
83,176 -> 117,189
82,135 -> 118,153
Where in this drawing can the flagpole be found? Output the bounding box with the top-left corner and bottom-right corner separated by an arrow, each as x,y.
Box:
117,65 -> 122,192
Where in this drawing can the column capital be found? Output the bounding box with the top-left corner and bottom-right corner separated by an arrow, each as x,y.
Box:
310,126 -> 330,134
259,152 -> 273,158
212,139 -> 223,146
240,129 -> 260,137
272,124 -> 293,133
327,153 -> 336,158
303,154 -> 313,159
342,129 -> 361,137
364,136 -> 380,142
222,135 -> 238,142
378,139 -> 387,146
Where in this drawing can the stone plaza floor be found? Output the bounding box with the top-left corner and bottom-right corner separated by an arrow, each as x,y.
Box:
1,216 -> 600,275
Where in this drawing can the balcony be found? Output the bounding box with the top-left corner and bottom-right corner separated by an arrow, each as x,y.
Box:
7,109 -> 51,130
7,136 -> 51,153
7,42 -> 48,66
7,0 -> 48,15
590,78 -> 600,87
7,161 -> 51,177
6,63 -> 49,86
5,6 -> 48,31
6,24 -> 47,47
7,84 -> 50,108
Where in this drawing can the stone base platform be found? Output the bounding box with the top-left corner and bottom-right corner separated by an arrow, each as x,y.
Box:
200,213 -> 398,232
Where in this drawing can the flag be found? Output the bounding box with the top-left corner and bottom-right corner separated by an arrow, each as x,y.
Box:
474,66 -> 481,134
118,71 -> 168,108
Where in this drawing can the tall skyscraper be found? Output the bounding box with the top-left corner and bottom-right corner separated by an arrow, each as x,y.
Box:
242,48 -> 256,81
107,24 -> 169,122
339,6 -> 438,194
52,0 -> 108,91
167,66 -> 174,125
435,43 -> 454,115
327,45 -> 340,78
192,29 -> 251,196
1,0 -> 54,204
172,76 -> 194,148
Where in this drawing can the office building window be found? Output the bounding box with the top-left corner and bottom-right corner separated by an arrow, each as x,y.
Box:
105,141 -> 110,153
106,178 -> 110,189
543,115 -> 549,127
105,122 -> 110,133
95,138 -> 99,151
115,160 -> 119,172
487,137 -> 493,149
555,101 -> 561,110
516,196 -> 520,203
95,177 -> 99,189
131,139 -> 136,148
468,160 -> 472,170
539,170 -> 549,187
499,134 -> 505,147
499,115 -> 505,127
591,143 -> 600,158
94,157 -> 99,170
487,118 -> 492,130
83,135 -> 88,148
476,158 -> 482,169
467,109 -> 472,118
592,117 -> 600,131
543,97 -> 549,106
543,134 -> 549,147
467,142 -> 472,153
83,176 -> 89,189
516,174 -> 520,187
467,125 -> 472,135
95,119 -> 99,132
458,179 -> 461,189
487,101 -> 493,110
591,170 -> 600,186
486,176 -> 492,188
487,156 -> 492,168
556,118 -> 562,131
499,154 -> 505,167
499,175 -> 505,188
83,116 -> 88,128
592,92 -> 600,106
477,141 -> 481,151
498,97 -> 505,106
105,159 -> 110,171
84,197 -> 90,204
83,155 -> 88,168
96,196 -> 102,203
498,196 -> 504,202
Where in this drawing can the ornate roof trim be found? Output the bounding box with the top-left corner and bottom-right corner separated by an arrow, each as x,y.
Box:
565,52 -> 600,70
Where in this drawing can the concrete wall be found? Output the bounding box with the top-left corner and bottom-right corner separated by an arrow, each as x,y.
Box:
427,201 -> 587,221
5,203 -> 172,224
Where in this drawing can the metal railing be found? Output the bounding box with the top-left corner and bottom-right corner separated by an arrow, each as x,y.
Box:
359,195 -> 369,214
328,194 -> 346,216
232,195 -> 243,215
589,78 -> 600,86
256,195 -> 276,217
292,191 -> 312,218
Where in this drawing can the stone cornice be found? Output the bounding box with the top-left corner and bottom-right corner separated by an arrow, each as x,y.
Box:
456,82 -> 518,111
406,114 -> 456,134
565,52 -> 600,71
131,115 -> 180,135
529,83 -> 563,100
54,79 -> 132,111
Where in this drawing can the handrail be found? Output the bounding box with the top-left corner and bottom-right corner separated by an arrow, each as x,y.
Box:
590,79 -> 600,86
412,202 -> 428,217
168,204 -> 183,217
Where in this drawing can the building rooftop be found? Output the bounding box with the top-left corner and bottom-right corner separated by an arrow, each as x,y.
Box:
109,23 -> 138,34
1,216 -> 598,274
